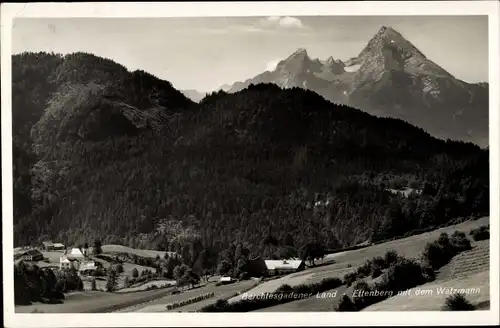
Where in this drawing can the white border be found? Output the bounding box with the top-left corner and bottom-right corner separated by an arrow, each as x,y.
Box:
1,2 -> 499,327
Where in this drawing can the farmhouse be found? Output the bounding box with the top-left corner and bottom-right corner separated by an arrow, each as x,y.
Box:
53,243 -> 65,250
59,257 -> 76,270
264,259 -> 305,275
17,249 -> 44,262
60,247 -> 88,270
41,241 -> 54,251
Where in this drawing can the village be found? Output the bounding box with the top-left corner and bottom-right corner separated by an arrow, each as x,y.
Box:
13,216 -> 491,313
15,241 -> 308,281
13,238 -> 316,313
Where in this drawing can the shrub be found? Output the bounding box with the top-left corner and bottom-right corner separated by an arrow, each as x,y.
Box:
123,276 -> 130,288
384,250 -> 399,267
371,267 -> 382,279
381,258 -> 426,294
443,294 -> 475,311
372,256 -> 386,269
356,260 -> 372,278
351,281 -> 372,309
336,295 -> 357,311
201,299 -> 229,312
420,262 -> 436,282
132,268 -> 139,278
343,272 -> 357,287
90,278 -> 97,291
115,264 -> 124,274
275,284 -> 292,293
423,232 -> 473,270
469,225 -> 490,241
450,231 -> 472,252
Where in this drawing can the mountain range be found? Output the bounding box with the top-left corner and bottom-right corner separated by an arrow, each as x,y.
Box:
11,50 -> 489,263
215,26 -> 488,147
180,89 -> 206,103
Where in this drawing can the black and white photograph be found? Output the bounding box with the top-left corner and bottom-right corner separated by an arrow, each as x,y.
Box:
2,2 -> 499,327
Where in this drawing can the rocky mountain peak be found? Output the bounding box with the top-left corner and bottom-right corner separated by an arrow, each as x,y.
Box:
276,48 -> 314,75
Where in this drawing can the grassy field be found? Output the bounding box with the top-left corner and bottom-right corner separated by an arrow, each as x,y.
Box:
15,288 -> 175,313
122,280 -> 259,312
255,271 -> 381,312
121,262 -> 157,277
15,217 -> 489,313
362,239 -> 490,311
117,280 -> 176,293
98,245 -> 175,258
233,217 -> 490,311
363,271 -> 489,311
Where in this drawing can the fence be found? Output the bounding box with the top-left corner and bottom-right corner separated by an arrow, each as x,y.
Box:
165,292 -> 215,311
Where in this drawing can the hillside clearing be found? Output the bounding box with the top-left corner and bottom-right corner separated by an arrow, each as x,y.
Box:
231,217 -> 489,310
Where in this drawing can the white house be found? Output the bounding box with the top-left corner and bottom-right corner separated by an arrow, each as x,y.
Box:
264,260 -> 305,275
59,256 -> 80,270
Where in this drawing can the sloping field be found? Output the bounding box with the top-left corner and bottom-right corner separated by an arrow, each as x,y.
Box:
229,217 -> 489,306
448,240 -> 489,279
15,288 -> 175,313
362,271 -> 489,311
121,262 -> 157,277
100,245 -> 175,258
228,272 -> 316,303
328,217 -> 489,266
255,274 -> 380,312
168,280 -> 259,312
255,285 -> 348,312
127,280 -> 258,312
117,280 -> 176,293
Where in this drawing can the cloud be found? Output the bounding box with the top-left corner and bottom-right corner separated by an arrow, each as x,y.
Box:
199,17 -> 307,36
261,16 -> 305,29
201,25 -> 265,35
265,59 -> 281,72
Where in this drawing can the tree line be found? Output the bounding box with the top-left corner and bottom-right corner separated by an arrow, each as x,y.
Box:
12,52 -> 489,277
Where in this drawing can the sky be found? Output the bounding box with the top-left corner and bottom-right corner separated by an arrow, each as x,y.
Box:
12,16 -> 488,92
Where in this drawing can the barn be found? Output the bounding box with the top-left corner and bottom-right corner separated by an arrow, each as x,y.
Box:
17,249 -> 44,262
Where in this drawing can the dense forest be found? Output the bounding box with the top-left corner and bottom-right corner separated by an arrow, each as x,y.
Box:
12,52 -> 489,275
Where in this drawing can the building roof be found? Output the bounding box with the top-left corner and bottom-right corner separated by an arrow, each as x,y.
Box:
64,248 -> 85,259
53,243 -> 65,248
220,276 -> 233,282
264,260 -> 304,271
42,241 -> 54,247
60,254 -> 81,262
21,249 -> 43,257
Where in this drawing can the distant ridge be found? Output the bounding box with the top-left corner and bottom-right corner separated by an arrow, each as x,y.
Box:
224,26 -> 489,147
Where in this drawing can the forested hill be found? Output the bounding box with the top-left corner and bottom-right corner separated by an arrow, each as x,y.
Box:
12,52 -> 488,267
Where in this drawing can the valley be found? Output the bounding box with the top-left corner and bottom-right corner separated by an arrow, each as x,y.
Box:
10,21 -> 490,315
